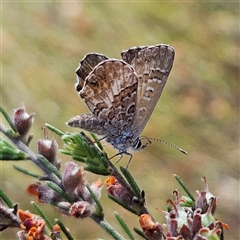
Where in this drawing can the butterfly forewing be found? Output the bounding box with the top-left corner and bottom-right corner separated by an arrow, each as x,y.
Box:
79,60 -> 139,140
121,44 -> 175,137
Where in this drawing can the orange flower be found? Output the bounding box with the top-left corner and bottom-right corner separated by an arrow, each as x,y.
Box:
139,214 -> 163,240
18,209 -> 47,240
105,176 -> 117,187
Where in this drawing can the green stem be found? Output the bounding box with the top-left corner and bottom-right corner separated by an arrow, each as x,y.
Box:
0,106 -> 17,132
0,124 -> 61,186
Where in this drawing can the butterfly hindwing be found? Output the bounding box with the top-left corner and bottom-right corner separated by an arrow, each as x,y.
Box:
121,44 -> 175,137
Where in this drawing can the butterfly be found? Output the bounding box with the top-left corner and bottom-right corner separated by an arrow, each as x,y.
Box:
67,44 -> 176,158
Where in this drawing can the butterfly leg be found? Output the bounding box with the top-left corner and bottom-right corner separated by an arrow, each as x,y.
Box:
125,152 -> 133,169
109,151 -> 133,169
109,152 -> 123,165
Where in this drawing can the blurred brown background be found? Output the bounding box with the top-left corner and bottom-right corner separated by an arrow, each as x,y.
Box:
1,2 -> 239,239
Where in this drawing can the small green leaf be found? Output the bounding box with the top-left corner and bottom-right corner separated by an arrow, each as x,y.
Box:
84,165 -> 111,176
0,188 -> 14,208
45,123 -> 65,137
61,132 -> 110,175
114,212 -> 134,240
100,220 -> 125,240
108,194 -> 138,215
90,132 -> 104,150
85,183 -> 103,213
55,219 -> 74,240
0,106 -> 17,132
173,174 -> 195,202
38,155 -> 62,180
0,138 -> 27,160
133,227 -> 147,239
120,166 -> 141,200
13,165 -> 42,178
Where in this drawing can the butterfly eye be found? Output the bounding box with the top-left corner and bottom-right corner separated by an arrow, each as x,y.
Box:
133,137 -> 152,151
133,139 -> 143,150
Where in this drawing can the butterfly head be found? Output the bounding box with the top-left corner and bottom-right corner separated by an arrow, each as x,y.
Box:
132,137 -> 152,151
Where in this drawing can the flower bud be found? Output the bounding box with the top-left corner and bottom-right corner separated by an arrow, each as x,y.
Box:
37,139 -> 60,168
26,183 -> 62,203
13,107 -> 34,138
69,201 -> 93,218
105,176 -> 134,206
157,179 -> 227,239
62,162 -> 85,195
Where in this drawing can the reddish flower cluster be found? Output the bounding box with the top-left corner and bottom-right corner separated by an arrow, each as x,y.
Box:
27,162 -> 103,219
17,209 -> 50,240
138,177 -> 229,240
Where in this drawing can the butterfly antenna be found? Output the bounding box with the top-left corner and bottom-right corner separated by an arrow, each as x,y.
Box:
148,138 -> 188,155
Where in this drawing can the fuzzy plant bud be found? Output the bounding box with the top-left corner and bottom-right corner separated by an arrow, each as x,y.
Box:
105,176 -> 134,206
62,162 -> 103,206
69,201 -> 93,218
37,138 -> 60,169
26,183 -> 63,203
13,106 -> 34,138
62,162 -> 85,195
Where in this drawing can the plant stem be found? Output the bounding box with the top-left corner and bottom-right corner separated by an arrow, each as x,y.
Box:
91,213 -> 125,240
0,124 -> 61,186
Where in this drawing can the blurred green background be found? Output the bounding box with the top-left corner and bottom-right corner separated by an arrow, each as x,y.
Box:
1,2 -> 239,239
